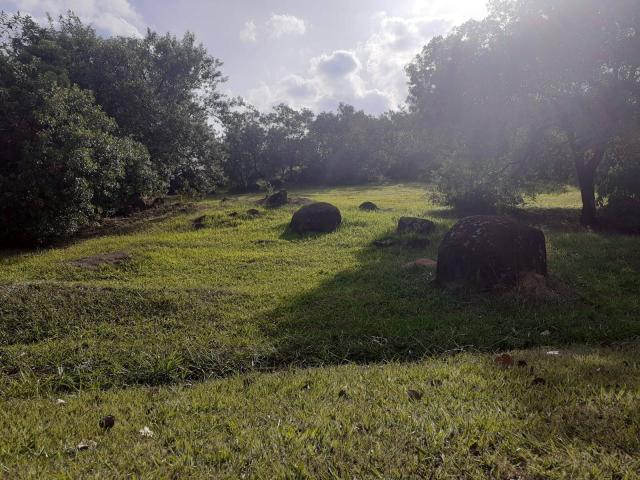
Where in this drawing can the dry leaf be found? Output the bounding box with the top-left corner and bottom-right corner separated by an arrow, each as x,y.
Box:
494,353 -> 514,368
77,440 -> 97,451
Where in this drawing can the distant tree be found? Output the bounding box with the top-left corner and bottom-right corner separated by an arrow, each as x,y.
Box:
221,103 -> 266,190
262,104 -> 315,183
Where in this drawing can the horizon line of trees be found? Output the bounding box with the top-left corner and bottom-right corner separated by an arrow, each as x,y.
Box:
2,0 -> 640,246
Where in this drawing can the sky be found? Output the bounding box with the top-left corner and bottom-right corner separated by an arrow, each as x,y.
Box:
1,0 -> 488,114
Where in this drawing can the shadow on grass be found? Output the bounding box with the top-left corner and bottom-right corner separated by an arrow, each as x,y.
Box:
260,225 -> 640,370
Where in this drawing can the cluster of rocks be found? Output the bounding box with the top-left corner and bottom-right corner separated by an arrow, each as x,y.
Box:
200,190 -> 551,295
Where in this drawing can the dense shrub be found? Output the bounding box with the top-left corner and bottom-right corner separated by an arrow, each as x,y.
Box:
431,159 -> 524,215
0,85 -> 160,246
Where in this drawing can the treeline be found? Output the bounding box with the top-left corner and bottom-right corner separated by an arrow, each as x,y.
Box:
2,0 -> 640,246
221,103 -> 430,190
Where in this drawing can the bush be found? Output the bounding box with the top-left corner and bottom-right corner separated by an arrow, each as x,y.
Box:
431,159 -> 524,215
0,85 -> 161,246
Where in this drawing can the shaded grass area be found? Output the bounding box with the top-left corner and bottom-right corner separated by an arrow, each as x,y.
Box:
1,346 -> 638,478
0,184 -> 639,399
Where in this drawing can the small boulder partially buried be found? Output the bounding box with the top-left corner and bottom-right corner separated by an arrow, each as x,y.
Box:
290,202 -> 341,235
359,201 -> 378,211
436,215 -> 547,291
397,217 -> 436,235
265,190 -> 288,208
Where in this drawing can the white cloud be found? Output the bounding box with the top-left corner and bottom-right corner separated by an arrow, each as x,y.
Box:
239,20 -> 257,43
357,13 -> 453,108
266,14 -> 306,38
313,50 -> 360,78
4,0 -> 146,37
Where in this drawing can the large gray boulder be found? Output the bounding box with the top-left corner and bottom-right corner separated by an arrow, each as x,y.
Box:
436,215 -> 547,290
290,202 -> 342,234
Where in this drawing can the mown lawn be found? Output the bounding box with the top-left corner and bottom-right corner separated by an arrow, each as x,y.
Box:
1,184 -> 639,478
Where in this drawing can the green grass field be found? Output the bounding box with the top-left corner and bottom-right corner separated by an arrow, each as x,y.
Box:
1,184 -> 639,478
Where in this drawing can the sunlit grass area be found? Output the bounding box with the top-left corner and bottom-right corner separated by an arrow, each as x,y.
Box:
1,184 -> 639,477
2,346 -> 639,478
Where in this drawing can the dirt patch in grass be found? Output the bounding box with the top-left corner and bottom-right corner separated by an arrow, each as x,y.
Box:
69,252 -> 131,270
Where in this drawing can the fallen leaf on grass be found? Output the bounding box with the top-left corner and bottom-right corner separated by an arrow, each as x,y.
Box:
494,353 -> 514,368
77,440 -> 97,451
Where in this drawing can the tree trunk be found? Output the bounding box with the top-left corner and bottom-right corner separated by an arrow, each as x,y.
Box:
576,163 -> 597,226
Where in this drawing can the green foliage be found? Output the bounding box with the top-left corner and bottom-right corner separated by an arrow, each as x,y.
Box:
431,158 -> 524,214
406,0 -> 640,225
0,84 -> 160,245
0,12 -> 226,244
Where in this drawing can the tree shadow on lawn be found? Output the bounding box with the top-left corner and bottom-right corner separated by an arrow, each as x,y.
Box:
426,206 -> 584,233
260,223 -> 640,369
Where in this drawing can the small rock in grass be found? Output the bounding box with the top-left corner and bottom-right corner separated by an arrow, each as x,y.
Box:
56,398 -> 66,405
359,201 -> 379,211
407,389 -> 423,401
99,415 -> 115,430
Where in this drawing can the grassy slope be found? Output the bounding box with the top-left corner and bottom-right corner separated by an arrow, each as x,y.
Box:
1,184 -> 639,477
2,347 -> 639,478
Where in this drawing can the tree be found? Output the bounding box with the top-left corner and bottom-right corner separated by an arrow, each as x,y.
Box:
3,12 -> 227,195
221,104 -> 266,190
406,0 -> 640,225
